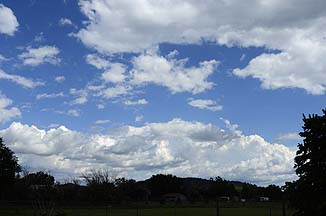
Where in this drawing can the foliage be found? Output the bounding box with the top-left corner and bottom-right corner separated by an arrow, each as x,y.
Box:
262,185 -> 282,200
0,137 -> 21,199
149,174 -> 182,198
115,178 -> 149,201
15,171 -> 57,201
82,169 -> 116,186
208,176 -> 238,198
240,183 -> 263,199
81,169 -> 116,202
287,109 -> 326,216
23,171 -> 55,186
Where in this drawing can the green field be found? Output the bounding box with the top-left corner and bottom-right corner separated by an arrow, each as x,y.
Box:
0,207 -> 295,216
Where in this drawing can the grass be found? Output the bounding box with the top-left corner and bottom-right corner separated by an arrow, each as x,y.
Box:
0,206 -> 295,216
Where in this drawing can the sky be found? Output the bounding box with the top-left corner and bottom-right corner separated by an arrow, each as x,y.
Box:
0,0 -> 326,186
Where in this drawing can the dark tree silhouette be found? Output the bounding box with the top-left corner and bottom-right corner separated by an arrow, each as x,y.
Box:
0,137 -> 21,200
115,178 -> 149,201
23,171 -> 55,186
288,109 -> 326,215
81,169 -> 116,202
208,176 -> 237,198
149,174 -> 182,198
263,185 -> 282,200
239,182 -> 262,199
21,171 -> 57,201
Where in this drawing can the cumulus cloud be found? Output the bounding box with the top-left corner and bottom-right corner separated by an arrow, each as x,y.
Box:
55,76 -> 65,83
98,85 -> 130,99
19,46 -> 60,66
0,69 -> 44,88
33,32 -> 45,42
84,49 -> 218,100
52,109 -> 81,117
95,119 -> 111,124
36,92 -> 65,100
0,4 -> 19,35
97,104 -> 105,109
275,132 -> 301,141
76,0 -> 325,53
220,118 -> 241,135
69,88 -> 88,105
0,119 -> 296,185
85,54 -> 110,70
124,99 -> 148,106
0,93 -> 21,123
76,0 -> 326,94
67,109 -> 80,117
0,54 -> 9,62
130,52 -> 218,94
86,53 -> 127,83
233,47 -> 326,95
76,0 -> 201,53
135,115 -> 143,122
101,63 -> 126,83
59,18 -> 76,28
188,98 -> 223,112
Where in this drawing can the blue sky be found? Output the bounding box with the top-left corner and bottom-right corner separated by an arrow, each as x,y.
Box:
0,0 -> 325,185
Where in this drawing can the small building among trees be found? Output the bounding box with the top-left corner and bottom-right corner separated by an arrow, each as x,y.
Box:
162,193 -> 187,204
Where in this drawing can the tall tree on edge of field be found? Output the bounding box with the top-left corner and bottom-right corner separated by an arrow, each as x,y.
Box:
288,109 -> 326,215
0,137 -> 21,200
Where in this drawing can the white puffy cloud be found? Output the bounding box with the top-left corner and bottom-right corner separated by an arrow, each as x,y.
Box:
131,52 -> 218,94
0,93 -> 21,123
0,69 -> 44,88
86,54 -> 126,83
124,99 -> 148,106
97,104 -> 105,109
135,115 -> 143,122
59,18 -> 76,28
220,118 -> 241,136
67,109 -> 80,117
0,4 -> 19,36
275,133 -> 301,141
52,109 -> 82,117
69,88 -> 88,105
19,46 -> 60,66
70,97 -> 87,105
33,32 -> 45,42
85,54 -> 110,70
76,0 -> 326,53
36,92 -> 65,100
85,50 -> 217,99
98,85 -> 130,99
102,63 -> 126,83
76,0 -> 326,94
76,0 -> 201,53
0,54 -> 8,62
188,98 -> 223,112
0,122 -> 74,156
232,42 -> 326,94
95,119 -> 111,124
0,119 -> 296,185
55,76 -> 65,83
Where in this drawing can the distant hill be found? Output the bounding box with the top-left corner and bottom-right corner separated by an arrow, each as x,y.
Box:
141,176 -> 247,193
